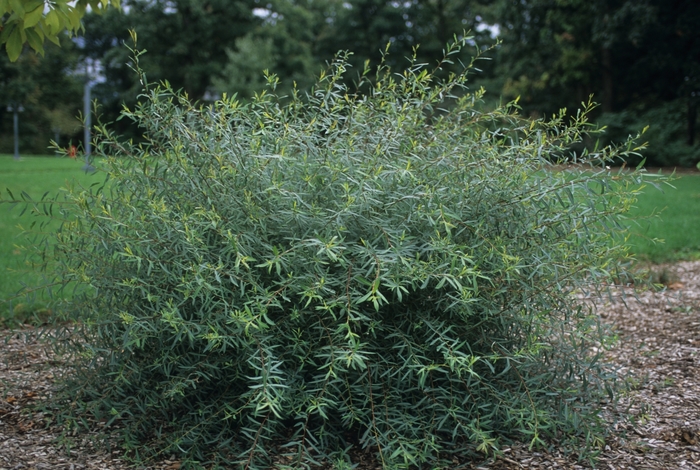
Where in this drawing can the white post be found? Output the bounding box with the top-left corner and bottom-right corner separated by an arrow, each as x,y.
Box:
83,60 -> 95,173
7,104 -> 23,160
12,108 -> 19,160
84,79 -> 92,157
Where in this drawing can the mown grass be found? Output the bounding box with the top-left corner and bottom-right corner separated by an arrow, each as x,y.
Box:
0,157 -> 697,324
626,172 -> 700,262
0,155 -> 102,325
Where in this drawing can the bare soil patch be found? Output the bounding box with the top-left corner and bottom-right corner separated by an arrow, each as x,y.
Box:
2,262 -> 700,469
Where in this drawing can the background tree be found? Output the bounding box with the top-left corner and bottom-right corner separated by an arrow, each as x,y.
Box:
86,0 -> 500,116
213,0 -> 323,99
4,0 -> 697,165
492,0 -> 700,166
309,0 -> 497,76
79,0 -> 261,134
0,36 -> 83,154
316,0 -> 410,70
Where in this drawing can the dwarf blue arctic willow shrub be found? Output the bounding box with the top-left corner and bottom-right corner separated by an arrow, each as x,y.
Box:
45,40 -> 646,468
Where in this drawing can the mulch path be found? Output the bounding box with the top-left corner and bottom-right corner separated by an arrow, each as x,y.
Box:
2,262 -> 700,469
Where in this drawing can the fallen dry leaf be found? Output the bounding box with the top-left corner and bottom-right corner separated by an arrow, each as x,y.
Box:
682,430 -> 699,446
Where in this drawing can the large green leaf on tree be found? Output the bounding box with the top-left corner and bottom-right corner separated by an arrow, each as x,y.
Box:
0,0 -> 120,61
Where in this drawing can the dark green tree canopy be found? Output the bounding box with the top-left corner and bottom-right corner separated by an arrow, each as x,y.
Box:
0,36 -> 83,153
493,0 -> 700,115
490,0 -> 700,165
5,0 -> 697,164
82,0 -> 260,100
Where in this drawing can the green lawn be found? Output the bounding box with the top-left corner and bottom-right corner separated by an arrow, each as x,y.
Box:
0,155 -> 102,324
626,173 -> 700,262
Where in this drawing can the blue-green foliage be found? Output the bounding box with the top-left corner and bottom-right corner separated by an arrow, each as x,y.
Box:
44,40 -> 647,469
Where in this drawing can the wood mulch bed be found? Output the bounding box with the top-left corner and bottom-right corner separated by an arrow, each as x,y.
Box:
2,261 -> 699,469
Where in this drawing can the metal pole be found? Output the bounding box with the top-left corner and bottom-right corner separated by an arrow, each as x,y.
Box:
83,80 -> 92,157
12,109 -> 19,160
82,76 -> 95,173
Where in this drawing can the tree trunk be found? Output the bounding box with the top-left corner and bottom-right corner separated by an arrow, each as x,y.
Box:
601,46 -> 614,112
437,0 -> 447,48
688,99 -> 697,146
